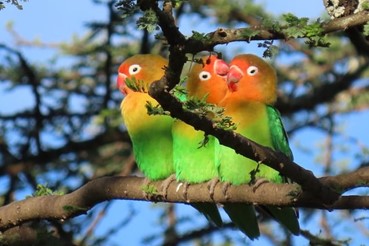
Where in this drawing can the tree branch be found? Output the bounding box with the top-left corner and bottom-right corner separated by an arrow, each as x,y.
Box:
184,11 -> 369,53
1,167 -> 369,231
143,1 -> 340,205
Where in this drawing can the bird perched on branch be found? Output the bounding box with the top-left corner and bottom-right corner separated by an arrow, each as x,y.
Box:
117,54 -> 175,190
172,54 -> 229,227
218,54 -> 300,238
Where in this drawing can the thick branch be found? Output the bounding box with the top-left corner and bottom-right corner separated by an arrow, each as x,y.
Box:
1,168 -> 369,231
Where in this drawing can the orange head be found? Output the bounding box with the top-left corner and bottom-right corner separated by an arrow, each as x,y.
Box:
117,54 -> 168,95
226,54 -> 277,104
187,54 -> 229,104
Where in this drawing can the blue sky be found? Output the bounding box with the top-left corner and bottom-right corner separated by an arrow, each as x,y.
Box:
1,0 -> 369,245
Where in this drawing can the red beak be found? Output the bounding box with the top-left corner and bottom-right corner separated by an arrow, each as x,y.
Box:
214,59 -> 229,77
227,65 -> 243,92
117,72 -> 129,95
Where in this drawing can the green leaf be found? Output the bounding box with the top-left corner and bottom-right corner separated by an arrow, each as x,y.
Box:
125,77 -> 147,92
137,9 -> 159,32
241,28 -> 261,41
363,22 -> 369,36
30,184 -> 64,197
145,101 -> 170,116
191,31 -> 211,42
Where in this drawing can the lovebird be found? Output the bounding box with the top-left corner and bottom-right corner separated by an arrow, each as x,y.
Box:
117,54 -> 175,186
218,54 -> 300,238
172,54 -> 229,227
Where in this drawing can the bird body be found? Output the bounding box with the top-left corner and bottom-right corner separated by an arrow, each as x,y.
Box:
218,54 -> 299,236
118,54 -> 174,180
172,54 -> 228,226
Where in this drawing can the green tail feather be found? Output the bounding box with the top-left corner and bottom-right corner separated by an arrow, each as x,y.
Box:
264,206 -> 300,235
191,203 -> 223,227
223,204 -> 260,240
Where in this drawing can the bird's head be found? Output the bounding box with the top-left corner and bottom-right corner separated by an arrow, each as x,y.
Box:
226,54 -> 277,104
117,54 -> 167,95
187,54 -> 229,104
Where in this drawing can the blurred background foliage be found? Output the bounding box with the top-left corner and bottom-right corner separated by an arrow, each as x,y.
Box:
1,0 -> 369,245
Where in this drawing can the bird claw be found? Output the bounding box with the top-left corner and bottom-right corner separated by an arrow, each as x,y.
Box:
221,182 -> 231,200
207,178 -> 219,200
252,178 -> 269,192
181,182 -> 190,202
160,174 -> 176,199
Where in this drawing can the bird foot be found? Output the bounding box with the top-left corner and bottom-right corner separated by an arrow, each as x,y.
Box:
221,182 -> 231,201
160,174 -> 176,199
207,178 -> 219,200
252,178 -> 269,192
181,182 -> 190,202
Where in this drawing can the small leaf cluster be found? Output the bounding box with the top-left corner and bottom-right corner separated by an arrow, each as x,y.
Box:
363,21 -> 369,36
137,9 -> 159,32
282,13 -> 330,47
31,184 -> 64,197
191,31 -> 212,42
146,101 -> 170,116
125,77 -> 148,92
184,96 -> 237,131
258,40 -> 279,58
146,84 -> 188,116
241,28 -> 261,42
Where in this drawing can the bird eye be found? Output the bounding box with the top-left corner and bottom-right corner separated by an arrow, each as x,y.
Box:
199,71 -> 211,81
247,66 -> 258,76
128,64 -> 141,75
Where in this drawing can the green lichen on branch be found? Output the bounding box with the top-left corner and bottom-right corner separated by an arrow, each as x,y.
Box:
141,184 -> 159,195
30,184 -> 64,197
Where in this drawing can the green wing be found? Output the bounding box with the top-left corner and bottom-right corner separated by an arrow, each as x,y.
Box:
265,105 -> 300,235
266,106 -> 293,161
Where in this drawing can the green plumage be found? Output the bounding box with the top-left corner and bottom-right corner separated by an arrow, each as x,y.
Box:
218,101 -> 299,236
171,55 -> 226,227
121,93 -> 174,180
172,109 -> 222,227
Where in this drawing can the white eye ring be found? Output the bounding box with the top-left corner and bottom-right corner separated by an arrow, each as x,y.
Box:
128,64 -> 141,75
199,71 -> 211,81
247,66 -> 258,76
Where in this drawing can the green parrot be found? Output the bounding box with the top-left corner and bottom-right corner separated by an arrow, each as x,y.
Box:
117,54 -> 175,184
218,54 -> 300,237
172,54 -> 228,227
